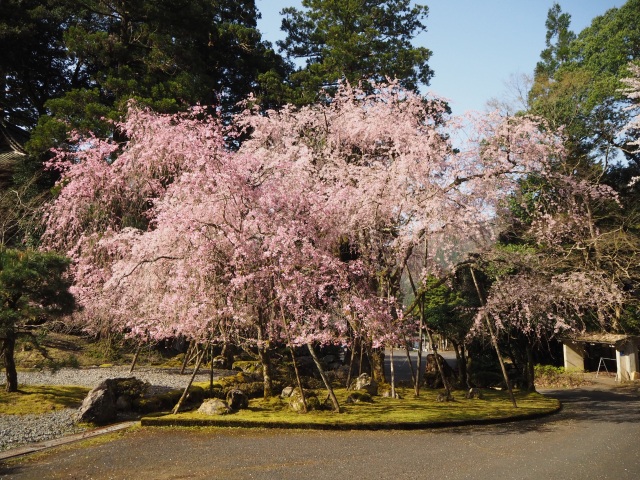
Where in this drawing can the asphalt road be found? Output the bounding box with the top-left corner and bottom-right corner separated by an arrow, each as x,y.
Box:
2,383 -> 638,480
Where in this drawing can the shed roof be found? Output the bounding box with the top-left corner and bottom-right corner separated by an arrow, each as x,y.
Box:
563,333 -> 640,348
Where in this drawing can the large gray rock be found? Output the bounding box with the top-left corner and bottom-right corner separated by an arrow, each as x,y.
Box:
75,382 -> 116,424
281,386 -> 295,398
288,388 -> 320,412
353,373 -> 378,395
74,377 -> 148,424
226,389 -> 249,410
198,398 -> 232,415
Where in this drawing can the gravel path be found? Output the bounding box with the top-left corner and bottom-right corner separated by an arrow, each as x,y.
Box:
0,366 -> 232,452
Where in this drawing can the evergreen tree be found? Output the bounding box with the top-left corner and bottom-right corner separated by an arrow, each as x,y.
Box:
1,248 -> 74,392
277,0 -> 433,105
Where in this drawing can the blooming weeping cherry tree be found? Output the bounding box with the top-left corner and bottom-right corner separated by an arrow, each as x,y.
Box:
236,81 -> 564,389
469,132 -> 630,392
42,81 -> 565,407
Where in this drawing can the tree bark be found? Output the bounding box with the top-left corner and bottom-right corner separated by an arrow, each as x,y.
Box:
470,267 -> 517,408
180,340 -> 195,374
525,343 -> 536,392
172,349 -> 205,414
425,327 -> 452,398
369,346 -> 386,383
451,339 -> 470,389
256,314 -> 274,398
307,343 -> 340,412
257,345 -> 274,399
279,306 -> 307,412
2,333 -> 18,393
129,342 -> 142,374
389,346 -> 396,398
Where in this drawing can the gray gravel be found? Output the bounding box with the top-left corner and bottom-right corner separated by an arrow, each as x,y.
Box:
0,366 -> 230,452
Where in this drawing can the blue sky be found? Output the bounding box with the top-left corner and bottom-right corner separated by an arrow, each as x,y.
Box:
256,0 -> 625,114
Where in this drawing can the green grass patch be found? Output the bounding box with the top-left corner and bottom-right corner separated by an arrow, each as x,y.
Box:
0,385 -> 90,415
142,388 -> 560,429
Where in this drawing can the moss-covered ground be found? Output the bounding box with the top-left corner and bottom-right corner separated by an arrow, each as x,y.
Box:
0,385 -> 90,415
141,387 -> 560,429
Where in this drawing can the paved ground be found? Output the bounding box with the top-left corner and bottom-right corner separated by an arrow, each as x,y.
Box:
2,380 -> 638,480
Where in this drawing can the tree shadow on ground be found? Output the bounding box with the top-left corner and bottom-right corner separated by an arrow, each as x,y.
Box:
435,386 -> 640,436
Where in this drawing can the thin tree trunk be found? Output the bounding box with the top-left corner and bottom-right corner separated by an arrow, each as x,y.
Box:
402,335 -> 417,386
280,306 -> 307,412
452,340 -> 470,389
2,334 -> 18,393
425,327 -> 452,398
369,346 -> 386,383
257,322 -> 273,399
470,267 -> 517,408
346,333 -> 357,389
389,346 -> 396,398
129,342 -> 142,374
526,343 -> 536,392
209,343 -> 215,391
180,340 -> 194,374
404,268 -> 424,396
307,343 -> 340,412
172,349 -> 205,414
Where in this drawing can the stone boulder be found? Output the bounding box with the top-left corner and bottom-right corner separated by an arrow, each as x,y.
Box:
211,355 -> 230,369
75,377 -> 148,424
346,391 -> 373,404
423,353 -> 456,388
198,398 -> 232,416
281,386 -> 295,398
353,373 -> 378,395
288,388 -> 320,412
226,389 -> 249,410
465,387 -> 483,400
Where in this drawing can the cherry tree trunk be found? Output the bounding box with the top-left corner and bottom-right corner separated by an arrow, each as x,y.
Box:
470,268 -> 517,408
129,343 -> 142,373
2,334 -> 18,393
172,350 -> 205,414
257,346 -> 274,399
525,344 -> 536,392
389,346 -> 396,398
369,346 -> 386,384
425,328 -> 452,398
307,343 -> 340,412
452,340 -> 470,389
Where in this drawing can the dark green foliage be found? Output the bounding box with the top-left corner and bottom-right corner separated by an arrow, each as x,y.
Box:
277,0 -> 433,105
22,0 -> 287,157
529,0 -> 640,166
0,247 -> 74,391
0,0 -> 75,129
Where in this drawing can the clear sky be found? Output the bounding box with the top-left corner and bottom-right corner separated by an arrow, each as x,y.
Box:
256,0 -> 626,115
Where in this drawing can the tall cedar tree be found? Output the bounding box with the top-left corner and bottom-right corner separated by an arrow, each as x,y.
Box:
277,0 -> 433,105
26,0 -> 288,157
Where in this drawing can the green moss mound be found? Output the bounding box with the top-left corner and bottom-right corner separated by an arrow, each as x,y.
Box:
0,385 -> 90,415
141,387 -> 560,429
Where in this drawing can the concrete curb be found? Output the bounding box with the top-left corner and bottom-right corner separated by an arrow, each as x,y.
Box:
0,421 -> 137,461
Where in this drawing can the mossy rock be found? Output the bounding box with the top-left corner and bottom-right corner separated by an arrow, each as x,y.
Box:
132,385 -> 206,414
232,360 -> 262,374
288,388 -> 321,412
346,391 -> 373,404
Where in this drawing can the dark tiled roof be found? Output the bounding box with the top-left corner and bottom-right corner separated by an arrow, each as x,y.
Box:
0,119 -> 28,188
0,119 -> 28,155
